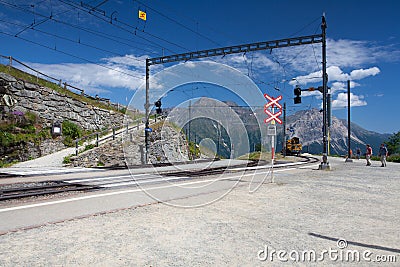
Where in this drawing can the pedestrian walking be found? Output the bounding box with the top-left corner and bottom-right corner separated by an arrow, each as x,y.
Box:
366,144 -> 372,166
378,143 -> 388,167
356,147 -> 361,160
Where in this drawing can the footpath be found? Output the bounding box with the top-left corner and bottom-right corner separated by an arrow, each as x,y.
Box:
0,156 -> 398,266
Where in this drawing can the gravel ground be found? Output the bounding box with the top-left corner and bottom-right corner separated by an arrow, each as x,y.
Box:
9,147 -> 76,168
0,157 -> 399,266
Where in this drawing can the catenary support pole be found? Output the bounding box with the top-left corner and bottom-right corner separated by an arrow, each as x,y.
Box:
283,102 -> 286,157
145,59 -> 150,164
346,80 -> 353,162
319,15 -> 331,170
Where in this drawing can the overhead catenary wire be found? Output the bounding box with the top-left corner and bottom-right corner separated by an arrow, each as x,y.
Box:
0,18 -> 147,64
0,30 -> 144,80
134,0 -> 223,47
0,0 -> 166,54
56,0 -> 190,54
1,0 -> 325,114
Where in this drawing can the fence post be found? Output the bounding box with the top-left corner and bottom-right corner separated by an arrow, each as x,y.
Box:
126,122 -> 128,134
137,120 -> 139,130
7,56 -> 12,71
75,140 -> 79,156
113,128 -> 115,140
96,133 -> 99,147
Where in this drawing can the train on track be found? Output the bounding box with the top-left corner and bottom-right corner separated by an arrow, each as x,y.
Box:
286,137 -> 302,156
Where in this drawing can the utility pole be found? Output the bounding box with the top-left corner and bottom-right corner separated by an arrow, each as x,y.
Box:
346,80 -> 353,162
283,102 -> 287,157
188,100 -> 192,143
319,15 -> 330,170
145,59 -> 150,164
327,92 -> 331,155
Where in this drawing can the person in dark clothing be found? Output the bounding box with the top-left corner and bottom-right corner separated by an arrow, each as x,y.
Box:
378,143 -> 388,167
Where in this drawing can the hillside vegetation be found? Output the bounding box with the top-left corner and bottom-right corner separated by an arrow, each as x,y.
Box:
0,64 -> 122,113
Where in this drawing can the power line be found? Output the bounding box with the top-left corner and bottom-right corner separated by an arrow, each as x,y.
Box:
134,0 -> 223,47
0,18 -> 146,64
57,0 -> 190,54
0,30 -> 144,80
0,0 -> 164,54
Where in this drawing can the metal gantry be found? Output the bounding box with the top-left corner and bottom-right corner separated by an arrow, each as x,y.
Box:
145,16 -> 328,167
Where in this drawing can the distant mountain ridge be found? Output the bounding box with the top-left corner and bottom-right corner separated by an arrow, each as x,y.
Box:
286,109 -> 390,155
167,98 -> 390,157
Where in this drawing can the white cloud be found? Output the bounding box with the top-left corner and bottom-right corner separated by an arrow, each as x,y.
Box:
350,67 -> 380,80
246,38 -> 398,76
290,66 -> 379,95
288,70 -> 321,86
28,53 -> 150,92
330,81 -> 360,94
332,92 -> 367,109
104,54 -> 147,69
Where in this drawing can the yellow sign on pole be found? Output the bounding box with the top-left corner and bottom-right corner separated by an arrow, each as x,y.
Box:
138,10 -> 146,21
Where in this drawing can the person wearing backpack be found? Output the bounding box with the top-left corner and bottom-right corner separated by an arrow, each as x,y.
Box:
378,143 -> 388,167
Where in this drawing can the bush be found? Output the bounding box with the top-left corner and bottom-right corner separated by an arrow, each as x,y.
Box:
84,144 -> 96,151
388,154 -> 400,163
62,120 -> 82,147
24,111 -> 37,125
0,131 -> 16,147
63,154 -> 74,164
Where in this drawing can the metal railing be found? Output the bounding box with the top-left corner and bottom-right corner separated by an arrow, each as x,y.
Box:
74,119 -> 144,156
73,115 -> 164,156
0,54 -> 126,111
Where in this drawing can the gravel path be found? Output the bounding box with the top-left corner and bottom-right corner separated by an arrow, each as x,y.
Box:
9,147 -> 76,168
0,157 -> 399,266
10,125 -> 143,168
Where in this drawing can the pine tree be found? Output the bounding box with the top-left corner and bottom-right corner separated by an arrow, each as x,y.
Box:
385,131 -> 400,155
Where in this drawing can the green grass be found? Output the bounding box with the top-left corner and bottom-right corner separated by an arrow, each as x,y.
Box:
371,154 -> 400,163
0,112 -> 51,147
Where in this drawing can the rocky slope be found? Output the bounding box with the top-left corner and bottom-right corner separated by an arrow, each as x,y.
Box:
71,122 -> 189,167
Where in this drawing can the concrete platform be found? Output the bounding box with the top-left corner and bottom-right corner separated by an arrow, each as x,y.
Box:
0,156 -> 398,265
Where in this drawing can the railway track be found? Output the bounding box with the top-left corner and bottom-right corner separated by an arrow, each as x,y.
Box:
0,182 -> 99,201
162,155 -> 319,178
0,155 -> 319,201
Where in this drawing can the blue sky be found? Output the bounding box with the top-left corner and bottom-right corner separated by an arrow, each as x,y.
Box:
0,0 -> 399,134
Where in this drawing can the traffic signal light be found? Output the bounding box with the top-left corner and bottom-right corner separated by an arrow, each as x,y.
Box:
294,86 -> 301,104
154,100 -> 162,114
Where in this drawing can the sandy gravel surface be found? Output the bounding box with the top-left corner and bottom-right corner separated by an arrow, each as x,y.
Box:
0,157 -> 399,266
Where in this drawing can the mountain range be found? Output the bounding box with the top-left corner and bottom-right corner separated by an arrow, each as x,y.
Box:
167,98 -> 390,157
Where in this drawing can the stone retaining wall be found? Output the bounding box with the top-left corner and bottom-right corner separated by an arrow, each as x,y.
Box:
0,72 -> 125,131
